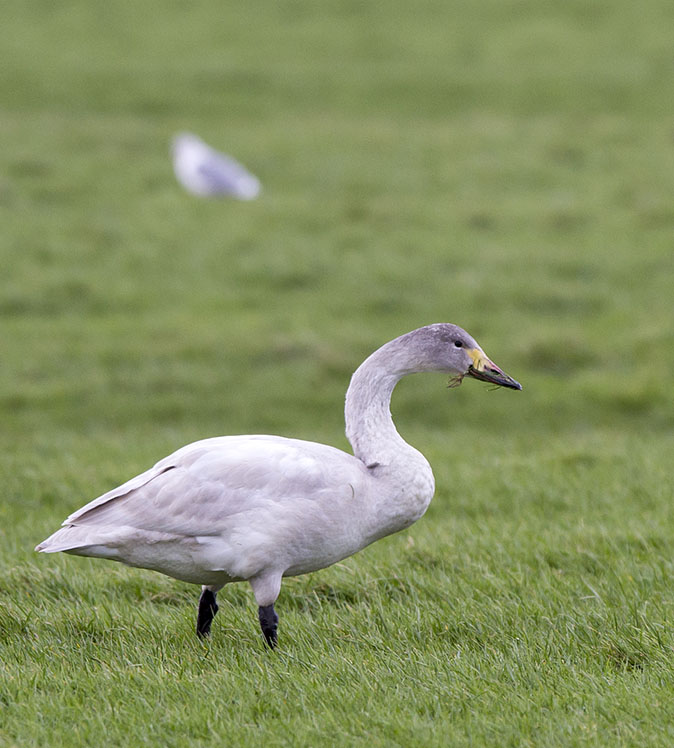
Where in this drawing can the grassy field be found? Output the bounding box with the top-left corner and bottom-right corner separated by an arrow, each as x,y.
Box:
2,0 -> 674,745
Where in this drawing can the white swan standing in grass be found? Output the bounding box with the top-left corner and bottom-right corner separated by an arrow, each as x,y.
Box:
171,132 -> 261,200
36,324 -> 521,648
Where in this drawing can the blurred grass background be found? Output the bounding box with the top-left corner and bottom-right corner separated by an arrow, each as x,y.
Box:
1,1 -> 674,745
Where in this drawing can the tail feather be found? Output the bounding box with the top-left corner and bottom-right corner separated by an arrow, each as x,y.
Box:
35,525 -> 124,557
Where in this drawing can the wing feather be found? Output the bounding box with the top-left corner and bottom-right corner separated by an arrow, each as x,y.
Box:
61,435 -> 367,539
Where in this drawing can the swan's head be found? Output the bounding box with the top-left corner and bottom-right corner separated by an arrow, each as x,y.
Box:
406,324 -> 522,390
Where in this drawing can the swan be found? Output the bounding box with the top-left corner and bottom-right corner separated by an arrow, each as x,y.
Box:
36,323 -> 521,648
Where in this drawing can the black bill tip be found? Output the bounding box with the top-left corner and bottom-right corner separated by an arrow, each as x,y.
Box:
467,364 -> 522,390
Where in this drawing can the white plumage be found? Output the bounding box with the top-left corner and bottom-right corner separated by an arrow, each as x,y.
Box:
37,324 -> 521,647
171,132 -> 261,199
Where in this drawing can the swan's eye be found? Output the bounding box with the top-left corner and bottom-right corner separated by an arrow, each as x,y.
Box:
454,341 -> 463,348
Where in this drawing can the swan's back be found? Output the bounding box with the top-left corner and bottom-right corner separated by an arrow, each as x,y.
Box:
72,435 -> 367,530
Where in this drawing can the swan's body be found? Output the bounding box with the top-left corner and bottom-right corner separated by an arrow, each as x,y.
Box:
37,324 -> 520,647
44,435 -> 429,585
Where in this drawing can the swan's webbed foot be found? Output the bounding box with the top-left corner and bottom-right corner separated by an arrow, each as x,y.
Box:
196,588 -> 219,637
258,604 -> 278,649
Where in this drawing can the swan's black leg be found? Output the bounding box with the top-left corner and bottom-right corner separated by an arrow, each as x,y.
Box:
258,604 -> 278,649
196,588 -> 219,637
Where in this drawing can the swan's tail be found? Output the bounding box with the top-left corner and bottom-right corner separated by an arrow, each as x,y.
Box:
35,525 -> 125,559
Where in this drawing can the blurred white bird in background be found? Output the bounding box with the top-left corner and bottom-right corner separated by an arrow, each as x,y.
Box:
171,132 -> 261,200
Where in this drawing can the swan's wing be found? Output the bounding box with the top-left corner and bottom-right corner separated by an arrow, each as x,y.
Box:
58,435 -> 366,538
63,462 -> 174,525
62,435 -> 248,524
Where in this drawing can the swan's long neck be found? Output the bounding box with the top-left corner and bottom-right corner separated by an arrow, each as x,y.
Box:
344,331 -> 447,536
344,337 -> 424,467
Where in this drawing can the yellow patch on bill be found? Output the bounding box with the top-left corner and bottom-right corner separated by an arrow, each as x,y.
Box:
468,348 -> 488,372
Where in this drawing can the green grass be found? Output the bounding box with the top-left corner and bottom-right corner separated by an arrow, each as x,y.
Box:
2,0 -> 674,745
